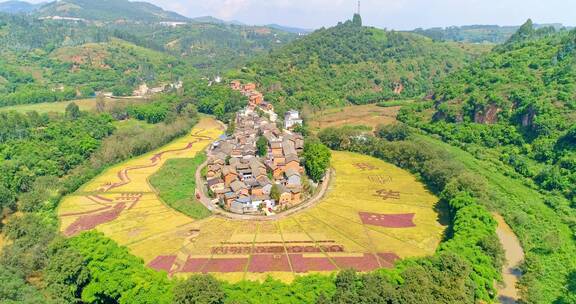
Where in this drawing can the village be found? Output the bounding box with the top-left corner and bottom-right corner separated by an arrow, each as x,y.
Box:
203,81 -> 306,215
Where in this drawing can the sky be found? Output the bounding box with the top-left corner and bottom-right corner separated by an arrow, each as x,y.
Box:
17,0 -> 576,30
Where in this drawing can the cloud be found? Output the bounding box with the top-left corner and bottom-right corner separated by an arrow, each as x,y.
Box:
212,0 -> 250,19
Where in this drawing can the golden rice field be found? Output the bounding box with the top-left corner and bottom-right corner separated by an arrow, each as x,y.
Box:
58,118 -> 445,282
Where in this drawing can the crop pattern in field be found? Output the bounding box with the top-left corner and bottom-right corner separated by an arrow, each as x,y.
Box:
58,121 -> 445,282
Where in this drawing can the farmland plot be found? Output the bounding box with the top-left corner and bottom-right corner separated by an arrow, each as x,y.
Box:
58,119 -> 445,282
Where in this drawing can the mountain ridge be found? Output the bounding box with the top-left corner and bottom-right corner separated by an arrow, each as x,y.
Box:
35,0 -> 189,22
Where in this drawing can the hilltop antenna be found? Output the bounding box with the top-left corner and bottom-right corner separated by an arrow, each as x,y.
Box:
357,1 -> 361,15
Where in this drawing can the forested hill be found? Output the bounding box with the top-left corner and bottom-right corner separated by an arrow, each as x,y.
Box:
0,14 -> 192,106
36,0 -> 189,22
412,23 -> 568,44
0,1 -> 42,14
231,14 -> 489,112
0,13 -> 297,107
407,20 -> 576,199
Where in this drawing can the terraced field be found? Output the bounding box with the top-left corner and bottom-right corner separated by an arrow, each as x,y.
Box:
58,118 -> 445,282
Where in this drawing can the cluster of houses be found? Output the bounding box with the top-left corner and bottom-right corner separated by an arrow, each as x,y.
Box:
230,81 -> 278,121
205,105 -> 306,215
132,81 -> 183,97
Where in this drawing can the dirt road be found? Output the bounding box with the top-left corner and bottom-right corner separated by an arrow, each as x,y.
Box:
494,213 -> 525,304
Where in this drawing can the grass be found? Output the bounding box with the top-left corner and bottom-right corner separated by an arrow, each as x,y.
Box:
149,153 -> 211,220
377,100 -> 416,107
0,98 -> 101,113
112,119 -> 156,131
415,134 -> 576,303
0,97 -> 149,114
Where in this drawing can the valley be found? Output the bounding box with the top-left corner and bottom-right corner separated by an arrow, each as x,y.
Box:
0,1 -> 574,304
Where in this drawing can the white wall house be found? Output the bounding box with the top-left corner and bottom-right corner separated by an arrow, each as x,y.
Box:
284,110 -> 303,129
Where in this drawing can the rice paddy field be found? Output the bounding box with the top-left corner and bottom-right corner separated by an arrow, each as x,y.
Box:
57,118 -> 445,282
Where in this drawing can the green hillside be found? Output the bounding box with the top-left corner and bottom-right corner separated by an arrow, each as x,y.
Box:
412,23 -> 569,44
230,14 -> 489,113
0,14 -> 297,107
110,22 -> 299,72
36,0 -> 189,22
403,20 -> 576,201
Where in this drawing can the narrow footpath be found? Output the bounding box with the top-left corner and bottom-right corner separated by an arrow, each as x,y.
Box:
494,213 -> 525,304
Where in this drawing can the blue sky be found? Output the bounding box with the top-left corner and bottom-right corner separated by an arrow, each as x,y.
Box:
19,0 -> 576,30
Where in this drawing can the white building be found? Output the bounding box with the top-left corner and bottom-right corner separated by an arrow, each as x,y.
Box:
284,110 -> 303,129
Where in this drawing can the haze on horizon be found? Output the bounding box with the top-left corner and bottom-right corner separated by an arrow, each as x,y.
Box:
12,0 -> 576,30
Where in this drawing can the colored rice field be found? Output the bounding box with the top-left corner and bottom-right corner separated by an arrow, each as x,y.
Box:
57,118 -> 445,282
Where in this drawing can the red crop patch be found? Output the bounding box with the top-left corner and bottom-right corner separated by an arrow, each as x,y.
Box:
289,254 -> 337,272
181,257 -> 210,272
248,254 -> 291,272
148,255 -> 176,272
64,203 -> 127,236
333,253 -> 380,272
359,212 -> 416,228
377,253 -> 401,267
203,258 -> 248,273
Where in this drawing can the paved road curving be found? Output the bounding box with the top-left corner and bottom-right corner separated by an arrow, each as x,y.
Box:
195,150 -> 332,221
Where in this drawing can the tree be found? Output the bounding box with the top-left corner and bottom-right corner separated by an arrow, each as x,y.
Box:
65,102 -> 81,120
352,14 -> 362,27
270,184 -> 281,202
330,269 -> 360,304
256,136 -> 268,157
376,123 -> 411,141
226,119 -> 236,136
0,184 -> 16,212
304,141 -> 332,182
173,275 -> 225,304
44,238 -> 89,303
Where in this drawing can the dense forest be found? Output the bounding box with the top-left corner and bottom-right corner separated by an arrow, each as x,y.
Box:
411,23 -> 569,44
229,14 -> 489,113
35,0 -> 189,22
395,20 -> 576,303
0,13 -> 297,107
403,20 -> 576,203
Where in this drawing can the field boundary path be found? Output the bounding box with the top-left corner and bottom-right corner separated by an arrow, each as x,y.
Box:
58,119 -> 445,283
494,213 -> 525,304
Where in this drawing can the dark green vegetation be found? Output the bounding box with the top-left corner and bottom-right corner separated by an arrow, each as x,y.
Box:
1,3 -> 574,302
404,21 -> 576,203
0,14 -> 191,106
390,24 -> 576,302
123,22 -> 298,72
256,135 -> 268,157
0,80 -> 247,302
230,16 -> 488,113
0,1 -> 42,14
1,121 -> 509,304
149,153 -> 211,220
318,125 -> 504,302
184,80 -> 247,123
173,275 -> 226,304
303,141 -> 332,182
0,12 -> 297,108
412,23 -> 569,44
